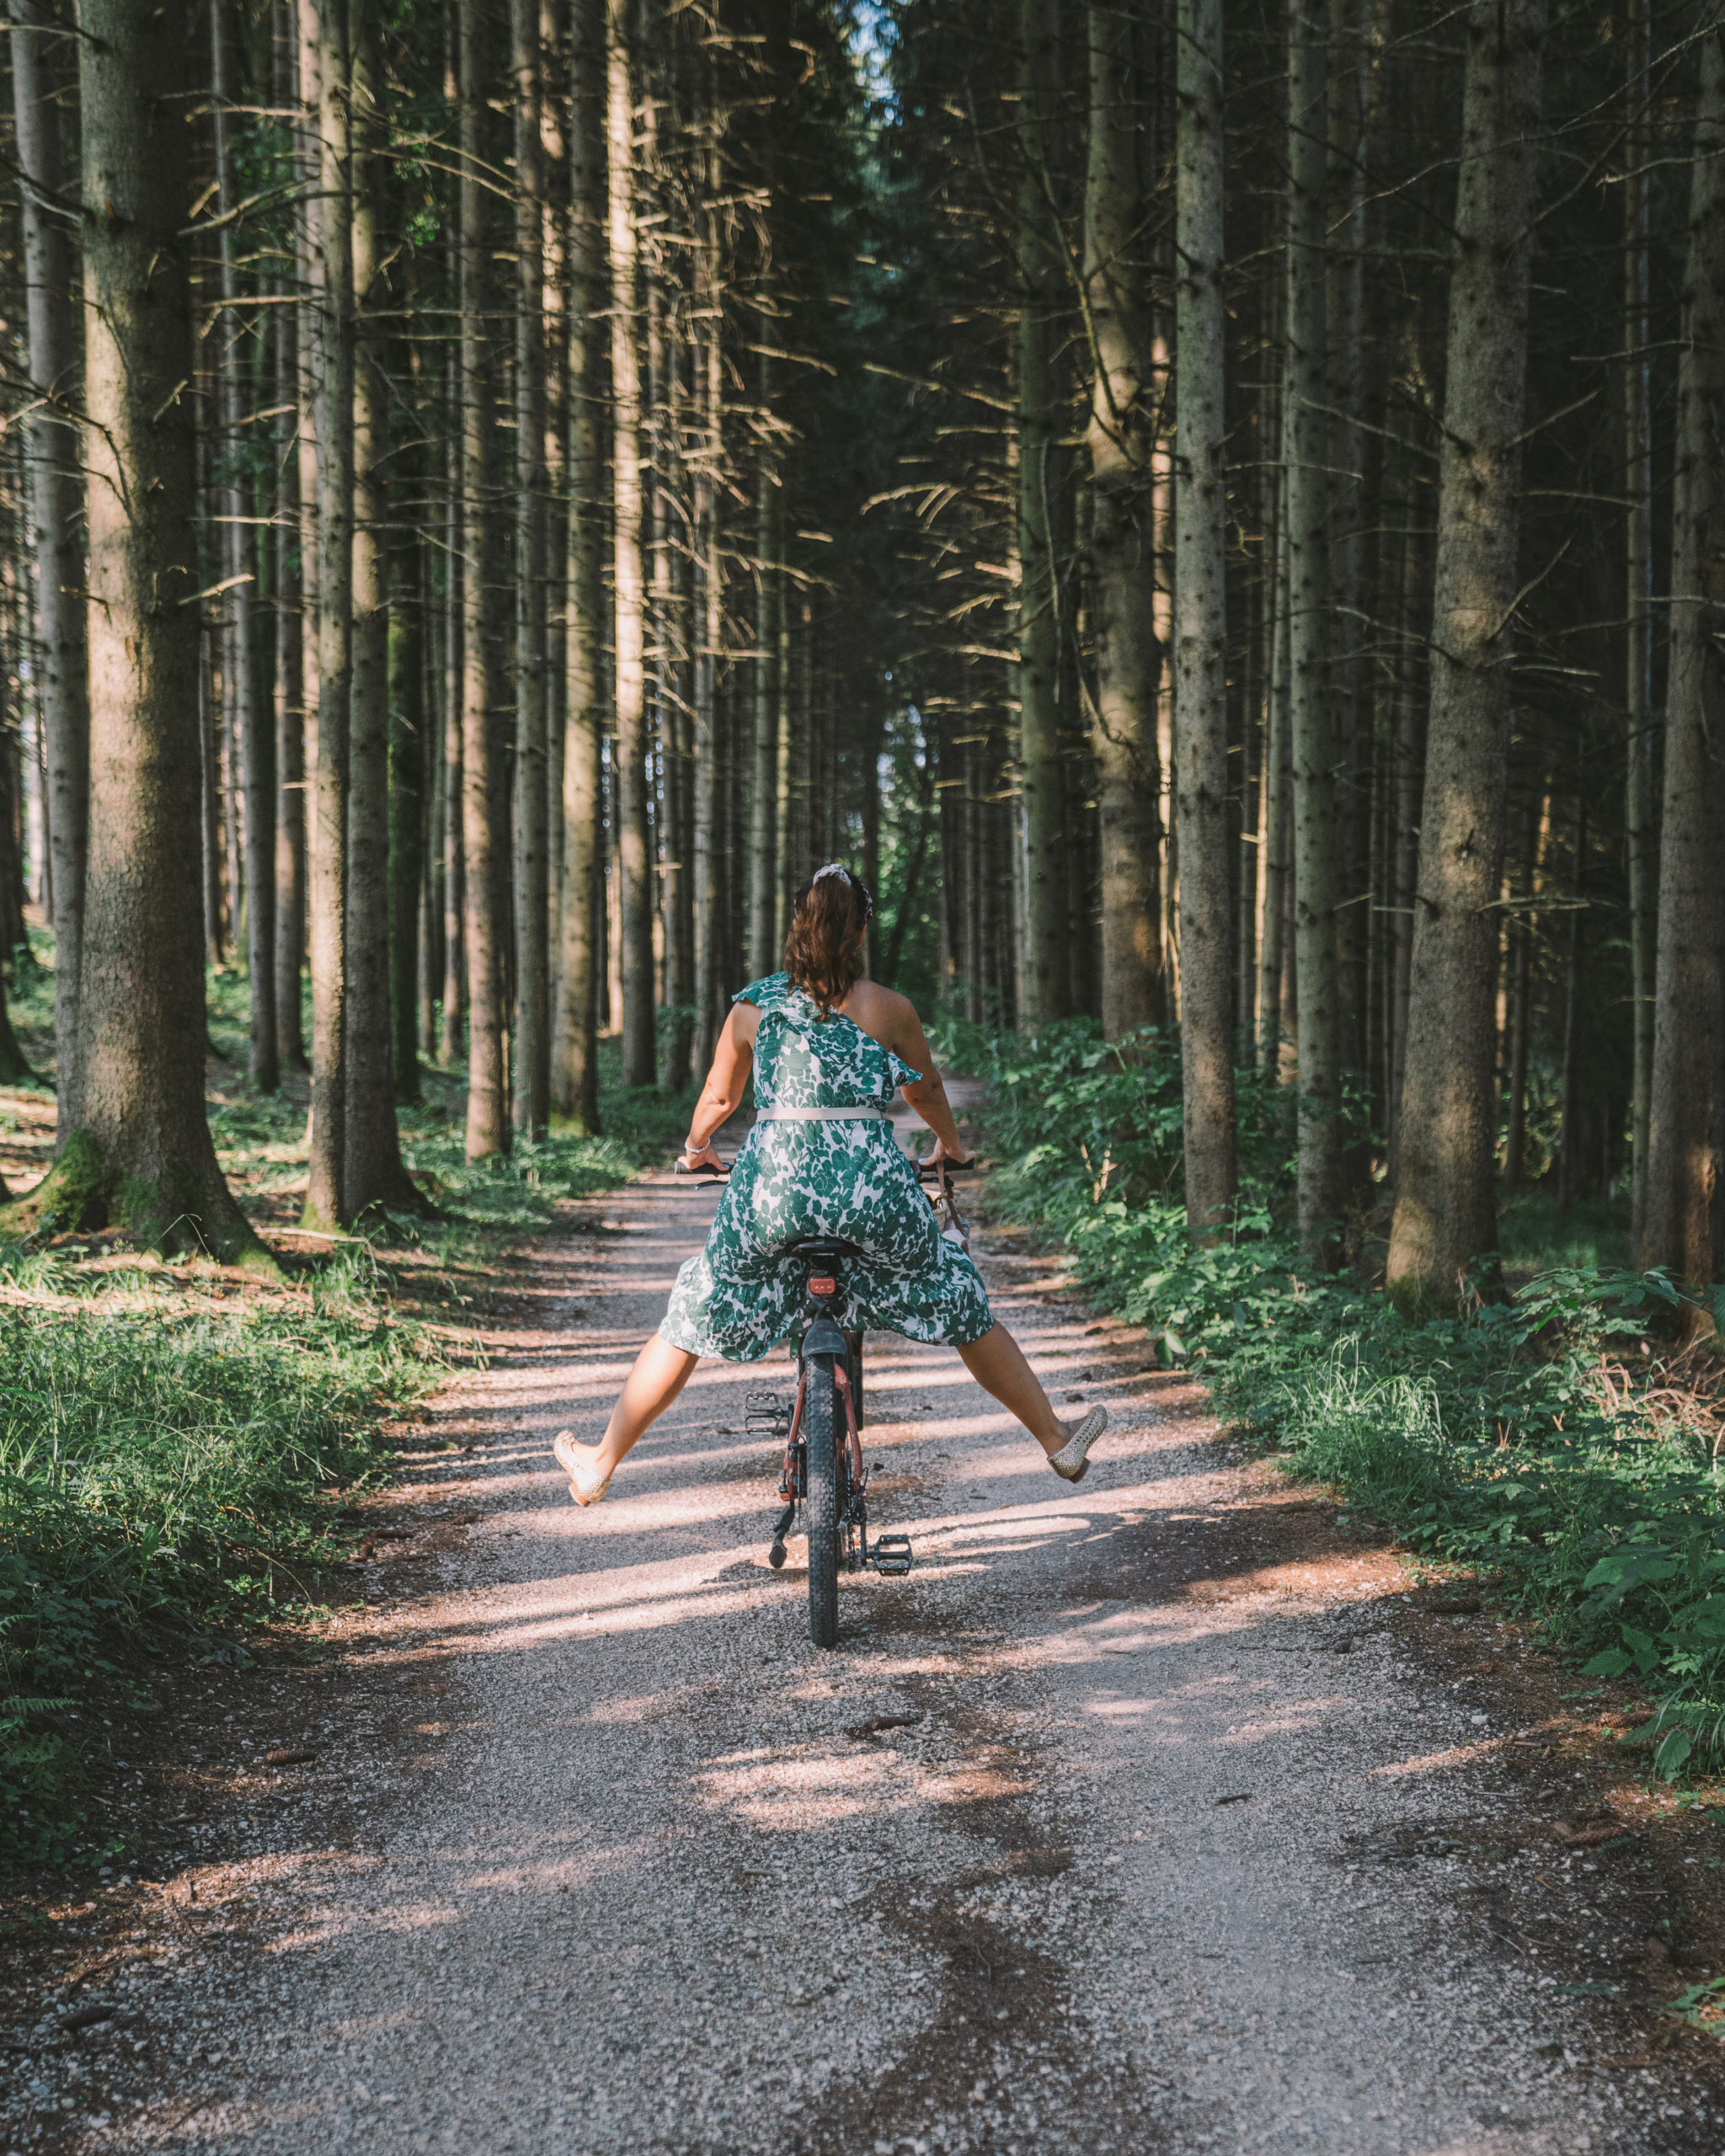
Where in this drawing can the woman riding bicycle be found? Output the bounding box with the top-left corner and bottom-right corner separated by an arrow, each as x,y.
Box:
552,862 -> 1108,1505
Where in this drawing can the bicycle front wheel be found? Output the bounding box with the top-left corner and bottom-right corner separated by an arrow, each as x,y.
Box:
804,1353 -> 841,1650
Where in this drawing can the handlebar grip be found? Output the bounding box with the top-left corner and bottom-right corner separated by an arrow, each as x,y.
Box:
673,1157 -> 727,1179
916,1158 -> 975,1181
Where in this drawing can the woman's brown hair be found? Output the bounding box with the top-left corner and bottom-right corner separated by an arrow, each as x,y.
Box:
783,863 -> 874,1017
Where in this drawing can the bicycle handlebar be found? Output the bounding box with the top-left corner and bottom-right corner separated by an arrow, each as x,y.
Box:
916,1156 -> 975,1181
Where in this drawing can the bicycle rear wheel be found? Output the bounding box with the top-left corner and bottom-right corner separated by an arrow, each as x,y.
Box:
804,1353 -> 841,1650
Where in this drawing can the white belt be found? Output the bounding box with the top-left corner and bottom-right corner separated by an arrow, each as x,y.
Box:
756,1106 -> 886,1122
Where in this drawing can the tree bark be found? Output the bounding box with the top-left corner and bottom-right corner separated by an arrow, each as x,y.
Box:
1386,0 -> 1548,1310
1174,0 -> 1236,1235
300,0 -> 355,1231
1083,0 -> 1165,1039
1285,0 -> 1343,1263
691,134 -> 724,1070
18,0 -> 263,1260
609,0 -> 654,1086
1500,796 -> 1537,1192
553,0 -> 606,1130
388,536 -> 425,1106
1643,22 -> 1725,1293
459,0 -> 510,1157
1555,801 -> 1587,1212
274,287 -> 309,1071
513,0 -> 551,1138
1258,475 -> 1292,1071
441,338 -> 466,1069
1015,0 -> 1069,1022
10,0 -> 87,1126
210,0 -> 277,1092
344,0 -> 417,1214
1624,0 -> 1657,1251
1386,451 -> 1429,1179
748,350 -> 779,979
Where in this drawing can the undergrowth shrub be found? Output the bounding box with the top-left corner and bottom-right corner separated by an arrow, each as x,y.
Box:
0,1255 -> 443,1860
943,1017 -> 1725,1780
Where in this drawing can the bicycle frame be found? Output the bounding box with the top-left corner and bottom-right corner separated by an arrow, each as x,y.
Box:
750,1251 -> 911,1583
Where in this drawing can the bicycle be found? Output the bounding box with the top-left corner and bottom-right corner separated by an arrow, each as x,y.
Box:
675,1148 -> 970,1648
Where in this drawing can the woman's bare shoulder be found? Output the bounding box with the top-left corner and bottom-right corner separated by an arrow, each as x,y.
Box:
843,979 -> 919,1041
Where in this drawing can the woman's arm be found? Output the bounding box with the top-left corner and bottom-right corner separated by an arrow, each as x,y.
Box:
893,1003 -> 972,1162
679,1003 -> 757,1166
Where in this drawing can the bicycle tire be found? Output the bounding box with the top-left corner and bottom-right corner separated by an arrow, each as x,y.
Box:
804,1353 -> 841,1650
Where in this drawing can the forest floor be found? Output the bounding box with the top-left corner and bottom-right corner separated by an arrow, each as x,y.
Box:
7,1100 -> 1725,2155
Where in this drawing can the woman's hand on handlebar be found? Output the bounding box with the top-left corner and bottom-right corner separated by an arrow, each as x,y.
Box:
925,1139 -> 975,1171
677,1139 -> 724,1176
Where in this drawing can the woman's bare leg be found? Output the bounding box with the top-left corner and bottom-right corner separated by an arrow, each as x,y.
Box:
957,1323 -> 1087,1456
591,1335 -> 701,1477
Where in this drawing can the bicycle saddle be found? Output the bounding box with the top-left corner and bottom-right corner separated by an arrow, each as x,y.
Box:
785,1235 -> 864,1261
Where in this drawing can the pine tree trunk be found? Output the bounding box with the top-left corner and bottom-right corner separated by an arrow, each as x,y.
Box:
609,0 -> 654,1086
748,349 -> 779,979
1386,453 -> 1429,1179
1327,0 -> 1367,1076
274,286 -> 308,1072
1285,0 -> 1343,1263
1555,801 -> 1587,1212
0,730 -> 31,1089
459,0 -> 510,1157
300,0 -> 354,1231
647,156 -> 691,1091
1386,0 -> 1549,1310
23,0 -> 263,1260
1016,0 -> 1069,1022
344,0 -> 416,1214
211,0 -> 276,1093
10,0 -> 87,1125
1643,22 -> 1725,1292
691,141 -> 724,1070
388,531 -> 424,1106
552,0 -> 605,1130
1083,0 -> 1165,1039
1624,0 -> 1657,1252
773,504 -> 793,958
1258,475 -> 1290,1070
1174,0 -> 1236,1235
1500,798 -> 1536,1193
441,339 -> 466,1069
513,0 -> 550,1138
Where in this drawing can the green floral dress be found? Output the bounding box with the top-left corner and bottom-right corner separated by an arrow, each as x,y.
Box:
658,974 -> 994,1363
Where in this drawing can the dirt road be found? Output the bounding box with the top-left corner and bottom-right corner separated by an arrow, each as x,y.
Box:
21,1159 -> 1725,2156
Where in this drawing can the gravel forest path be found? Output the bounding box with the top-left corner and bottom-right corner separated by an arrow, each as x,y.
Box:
84,1132 -> 1723,2156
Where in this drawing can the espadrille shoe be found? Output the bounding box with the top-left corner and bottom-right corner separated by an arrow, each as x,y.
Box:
553,1429 -> 612,1507
1048,1406 -> 1108,1483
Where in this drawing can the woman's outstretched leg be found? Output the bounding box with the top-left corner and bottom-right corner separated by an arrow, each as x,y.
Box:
956,1323 -> 1106,1475
553,1333 -> 699,1502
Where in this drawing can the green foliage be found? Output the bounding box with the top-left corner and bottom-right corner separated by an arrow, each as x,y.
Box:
955,1021 -> 1725,1783
0,1254 -> 442,1860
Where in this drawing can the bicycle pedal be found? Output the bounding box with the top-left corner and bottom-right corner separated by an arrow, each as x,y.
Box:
869,1534 -> 912,1577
